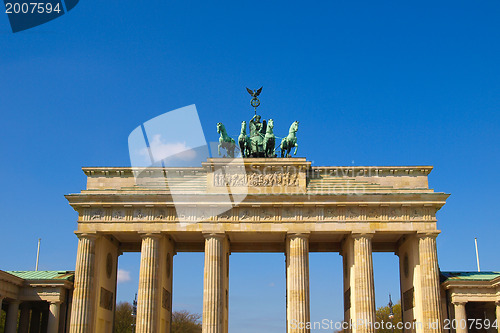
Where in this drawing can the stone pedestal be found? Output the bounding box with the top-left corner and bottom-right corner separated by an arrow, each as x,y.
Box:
453,302 -> 468,333
5,300 -> 20,333
286,233 -> 310,333
136,233 -> 160,333
70,233 -> 96,333
48,302 -> 61,333
202,233 -> 229,333
418,232 -> 443,333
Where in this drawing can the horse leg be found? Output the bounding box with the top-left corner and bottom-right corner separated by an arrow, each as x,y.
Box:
218,141 -> 222,156
229,144 -> 235,158
294,143 -> 298,155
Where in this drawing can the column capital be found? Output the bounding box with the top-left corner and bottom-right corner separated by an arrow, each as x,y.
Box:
138,232 -> 162,239
202,232 -> 226,239
416,230 -> 441,239
351,231 -> 375,239
75,232 -> 97,240
286,231 -> 310,239
453,301 -> 467,306
495,300 -> 500,306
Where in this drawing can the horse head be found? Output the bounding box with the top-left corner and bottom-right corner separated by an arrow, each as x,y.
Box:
240,121 -> 247,134
289,121 -> 299,134
217,122 -> 223,134
267,119 -> 274,132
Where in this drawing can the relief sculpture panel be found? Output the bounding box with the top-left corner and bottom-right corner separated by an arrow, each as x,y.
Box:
213,172 -> 299,187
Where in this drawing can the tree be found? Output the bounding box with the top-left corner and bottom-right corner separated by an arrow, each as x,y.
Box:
113,302 -> 201,333
171,310 -> 202,333
114,302 -> 134,333
376,300 -> 402,333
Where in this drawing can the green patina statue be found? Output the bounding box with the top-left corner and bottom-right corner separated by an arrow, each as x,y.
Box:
217,122 -> 235,158
216,87 -> 299,158
280,121 -> 299,157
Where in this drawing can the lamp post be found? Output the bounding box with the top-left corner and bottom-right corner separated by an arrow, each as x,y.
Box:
388,293 -> 395,333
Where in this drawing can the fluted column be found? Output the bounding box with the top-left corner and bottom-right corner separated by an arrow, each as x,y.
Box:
18,303 -> 31,333
136,233 -> 160,333
48,301 -> 61,333
41,306 -> 49,333
286,233 -> 310,333
352,233 -> 376,333
495,301 -> 500,333
5,300 -> 20,333
418,232 -> 443,333
453,302 -> 468,333
30,307 -> 41,333
202,233 -> 227,333
70,233 -> 96,333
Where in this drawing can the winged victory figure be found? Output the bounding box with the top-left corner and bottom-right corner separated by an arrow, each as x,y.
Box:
246,86 -> 263,98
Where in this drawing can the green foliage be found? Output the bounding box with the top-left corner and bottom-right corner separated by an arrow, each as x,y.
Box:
114,302 -> 134,333
171,310 -> 202,333
0,309 -> 5,333
375,301 -> 402,333
113,302 -> 201,333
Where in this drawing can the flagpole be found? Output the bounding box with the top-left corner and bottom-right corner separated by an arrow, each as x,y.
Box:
474,237 -> 480,272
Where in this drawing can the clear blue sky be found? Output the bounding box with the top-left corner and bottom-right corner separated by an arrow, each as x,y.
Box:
1,1 -> 499,332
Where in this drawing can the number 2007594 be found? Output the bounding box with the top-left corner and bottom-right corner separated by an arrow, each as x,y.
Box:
5,2 -> 62,14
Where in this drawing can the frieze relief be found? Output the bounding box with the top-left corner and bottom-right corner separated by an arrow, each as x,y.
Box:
112,209 -> 125,220
410,207 -> 423,221
91,209 -> 103,220
282,207 -> 297,220
259,207 -> 275,221
239,208 -> 253,221
302,207 -> 316,221
345,207 -> 359,220
154,209 -> 167,221
213,172 -> 299,187
80,205 -> 434,222
195,207 -> 212,221
389,207 -> 402,220
324,207 -> 338,220
217,211 -> 232,220
133,209 -> 145,220
367,207 -> 380,220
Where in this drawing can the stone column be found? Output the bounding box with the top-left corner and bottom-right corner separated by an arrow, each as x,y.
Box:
41,306 -> 49,332
70,233 -> 96,333
418,232 -> 443,333
286,233 -> 310,333
495,301 -> 500,333
352,233 -> 376,333
202,233 -> 228,333
18,303 -> 31,333
453,302 -> 468,333
29,307 -> 41,333
136,233 -> 160,333
5,300 -> 20,333
48,301 -> 61,333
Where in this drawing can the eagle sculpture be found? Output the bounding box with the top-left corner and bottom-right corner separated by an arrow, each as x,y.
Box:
246,86 -> 263,98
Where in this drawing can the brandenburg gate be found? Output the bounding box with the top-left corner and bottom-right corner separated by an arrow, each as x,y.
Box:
66,157 -> 448,333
